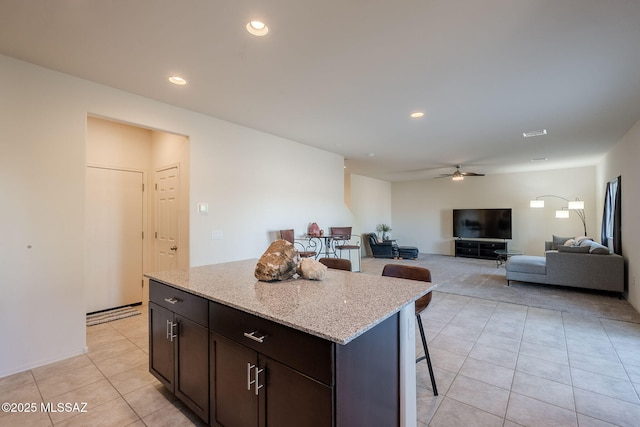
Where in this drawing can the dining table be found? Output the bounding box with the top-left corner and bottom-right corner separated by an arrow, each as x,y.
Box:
307,234 -> 339,259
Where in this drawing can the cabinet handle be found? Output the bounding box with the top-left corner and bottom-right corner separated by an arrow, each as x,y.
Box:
255,366 -> 264,395
166,319 -> 171,340
164,297 -> 179,304
247,363 -> 264,395
243,331 -> 266,343
247,363 -> 256,391
169,321 -> 177,342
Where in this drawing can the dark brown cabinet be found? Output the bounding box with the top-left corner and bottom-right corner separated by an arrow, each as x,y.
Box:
209,300 -> 398,427
149,279 -> 402,427
211,333 -> 332,427
209,301 -> 333,427
455,239 -> 506,260
149,281 -> 209,422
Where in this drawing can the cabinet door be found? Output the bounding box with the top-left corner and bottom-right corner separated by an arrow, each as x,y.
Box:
149,302 -> 174,390
260,355 -> 333,427
176,314 -> 209,422
211,333 -> 258,427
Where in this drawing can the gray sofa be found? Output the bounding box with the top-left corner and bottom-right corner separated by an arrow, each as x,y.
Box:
506,241 -> 624,293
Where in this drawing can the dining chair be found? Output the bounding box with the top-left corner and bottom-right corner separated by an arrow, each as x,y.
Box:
329,226 -> 361,272
318,257 -> 352,271
279,229 -> 316,258
381,264 -> 438,396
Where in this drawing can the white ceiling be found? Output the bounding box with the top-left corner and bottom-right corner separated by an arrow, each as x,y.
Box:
2,0 -> 640,181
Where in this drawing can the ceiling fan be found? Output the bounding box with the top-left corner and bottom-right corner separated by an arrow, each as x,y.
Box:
437,165 -> 485,181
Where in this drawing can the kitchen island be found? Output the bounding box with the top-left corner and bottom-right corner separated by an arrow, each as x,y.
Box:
146,259 -> 434,427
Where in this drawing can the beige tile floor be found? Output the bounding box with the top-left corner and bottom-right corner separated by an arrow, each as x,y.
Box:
0,307 -> 205,427
2,293 -> 640,426
417,292 -> 640,427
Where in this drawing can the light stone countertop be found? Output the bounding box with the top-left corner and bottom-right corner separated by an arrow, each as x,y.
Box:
145,259 -> 435,345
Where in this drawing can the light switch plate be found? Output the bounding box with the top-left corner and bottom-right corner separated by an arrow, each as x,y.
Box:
197,203 -> 208,214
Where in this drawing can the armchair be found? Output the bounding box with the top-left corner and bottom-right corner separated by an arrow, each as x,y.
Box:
367,233 -> 398,258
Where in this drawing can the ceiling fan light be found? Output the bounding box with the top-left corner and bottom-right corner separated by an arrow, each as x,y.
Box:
452,172 -> 464,181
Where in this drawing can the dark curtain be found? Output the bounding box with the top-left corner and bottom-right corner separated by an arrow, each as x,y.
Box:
601,176 -> 622,254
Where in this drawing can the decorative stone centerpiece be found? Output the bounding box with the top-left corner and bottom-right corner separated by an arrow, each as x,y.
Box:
298,257 -> 327,280
255,239 -> 327,282
254,239 -> 300,281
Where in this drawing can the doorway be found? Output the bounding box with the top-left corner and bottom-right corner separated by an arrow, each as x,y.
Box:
155,165 -> 180,271
85,116 -> 189,313
86,166 -> 144,313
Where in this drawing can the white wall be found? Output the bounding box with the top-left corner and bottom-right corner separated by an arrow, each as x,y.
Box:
188,122 -> 352,266
350,174 -> 392,233
0,54 -> 353,377
391,167 -> 597,256
349,174 -> 392,253
597,118 -> 640,310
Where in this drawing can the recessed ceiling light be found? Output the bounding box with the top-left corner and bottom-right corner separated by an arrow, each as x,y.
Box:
531,157 -> 548,162
410,111 -> 424,118
168,76 -> 187,85
368,153 -> 375,157
523,129 -> 547,138
246,20 -> 269,36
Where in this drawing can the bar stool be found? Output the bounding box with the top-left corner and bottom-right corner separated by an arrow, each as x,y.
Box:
280,229 -> 316,258
318,257 -> 352,271
381,264 -> 438,396
329,226 -> 361,272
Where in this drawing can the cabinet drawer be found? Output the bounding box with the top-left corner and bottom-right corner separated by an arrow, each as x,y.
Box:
457,247 -> 476,255
456,240 -> 477,248
482,242 -> 504,249
150,280 -> 208,327
209,301 -> 334,385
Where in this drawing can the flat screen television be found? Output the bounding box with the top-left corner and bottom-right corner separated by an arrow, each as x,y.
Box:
453,208 -> 512,239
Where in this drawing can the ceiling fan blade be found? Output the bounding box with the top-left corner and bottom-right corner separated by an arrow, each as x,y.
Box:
461,172 -> 485,177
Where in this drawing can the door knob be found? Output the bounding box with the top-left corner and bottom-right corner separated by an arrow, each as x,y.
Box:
170,246 -> 178,251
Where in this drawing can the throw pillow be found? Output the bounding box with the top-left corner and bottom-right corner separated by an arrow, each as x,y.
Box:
557,245 -> 590,253
552,235 -> 573,250
579,239 -> 595,247
589,242 -> 611,255
575,235 -> 594,244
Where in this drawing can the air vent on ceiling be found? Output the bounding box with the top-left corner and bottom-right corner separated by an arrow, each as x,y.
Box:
523,129 -> 547,138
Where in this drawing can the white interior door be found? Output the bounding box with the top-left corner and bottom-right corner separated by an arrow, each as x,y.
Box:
155,166 -> 179,271
86,167 -> 143,313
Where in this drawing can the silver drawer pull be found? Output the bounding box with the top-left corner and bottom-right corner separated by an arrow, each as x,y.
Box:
166,319 -> 177,341
247,363 -> 255,391
255,366 -> 264,395
243,331 -> 266,343
164,297 -> 179,304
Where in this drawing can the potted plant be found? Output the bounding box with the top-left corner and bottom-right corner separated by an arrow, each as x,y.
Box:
376,224 -> 392,241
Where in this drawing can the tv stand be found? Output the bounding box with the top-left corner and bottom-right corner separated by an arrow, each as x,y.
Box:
455,239 -> 507,260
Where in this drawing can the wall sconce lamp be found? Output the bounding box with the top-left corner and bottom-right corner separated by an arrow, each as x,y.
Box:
530,195 -> 586,236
